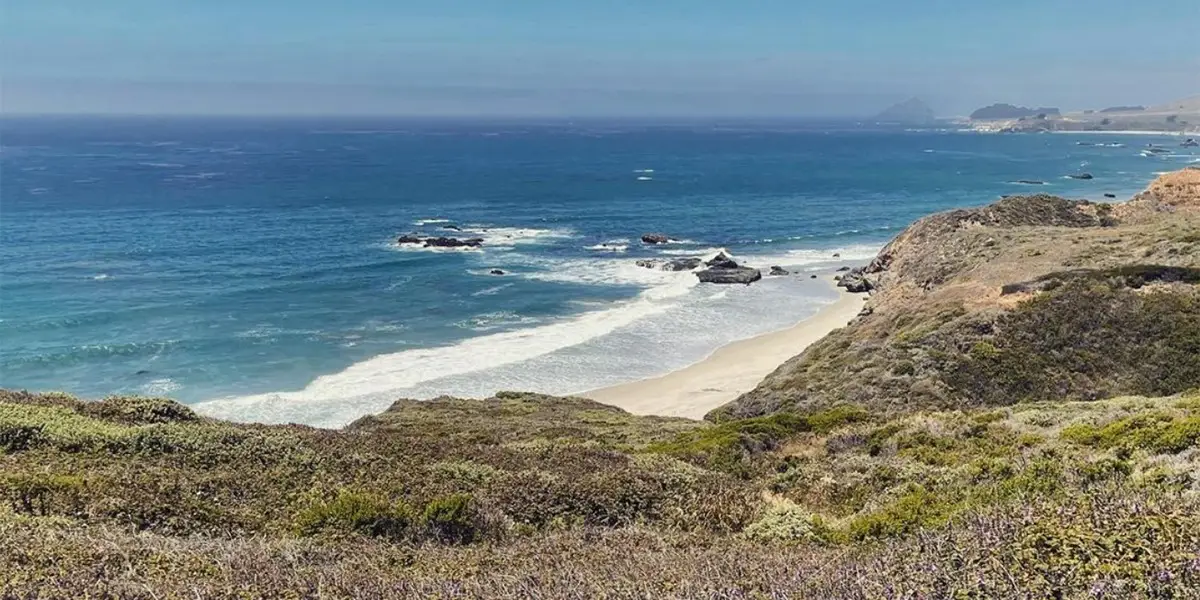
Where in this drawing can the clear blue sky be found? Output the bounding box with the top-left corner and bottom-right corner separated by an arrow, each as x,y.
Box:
3,0 -> 1198,116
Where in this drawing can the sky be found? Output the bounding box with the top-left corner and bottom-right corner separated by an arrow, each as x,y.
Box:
3,0 -> 1198,117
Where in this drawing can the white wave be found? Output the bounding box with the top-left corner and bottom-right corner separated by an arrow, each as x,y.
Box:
633,169 -> 655,173
194,272 -> 698,426
745,244 -> 881,268
463,225 -> 574,247
455,311 -> 541,332
414,218 -> 452,226
586,238 -> 630,252
659,246 -> 721,256
472,283 -> 514,297
637,176 -> 653,181
388,241 -> 480,253
138,162 -> 184,168
92,274 -> 111,281
141,378 -> 181,396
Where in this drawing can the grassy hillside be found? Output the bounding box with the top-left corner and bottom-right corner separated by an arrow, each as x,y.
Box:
717,168 -> 1200,421
3,388 -> 1199,598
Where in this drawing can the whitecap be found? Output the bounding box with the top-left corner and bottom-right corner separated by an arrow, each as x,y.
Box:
413,218 -> 452,226
141,378 -> 182,396
472,283 -> 514,297
586,238 -> 630,253
138,162 -> 184,168
92,274 -> 111,281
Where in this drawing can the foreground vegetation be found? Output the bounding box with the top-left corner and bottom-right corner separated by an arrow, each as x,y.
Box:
3,388 -> 1199,598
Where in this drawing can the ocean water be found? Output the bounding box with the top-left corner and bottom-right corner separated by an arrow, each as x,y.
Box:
2,117 -> 1196,427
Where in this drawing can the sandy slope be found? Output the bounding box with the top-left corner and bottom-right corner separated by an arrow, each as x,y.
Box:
582,282 -> 865,419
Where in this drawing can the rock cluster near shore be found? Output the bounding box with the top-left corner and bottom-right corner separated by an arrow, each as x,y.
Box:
397,235 -> 484,248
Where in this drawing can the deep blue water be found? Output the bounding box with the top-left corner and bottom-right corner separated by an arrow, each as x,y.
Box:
2,117 -> 1195,426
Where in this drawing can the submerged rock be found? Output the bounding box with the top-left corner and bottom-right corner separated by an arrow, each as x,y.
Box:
641,233 -> 672,244
769,266 -> 790,276
1015,180 -> 1046,185
696,266 -> 762,285
836,266 -> 851,272
397,234 -> 423,244
1068,173 -> 1094,180
1104,193 -> 1117,199
489,269 -> 506,276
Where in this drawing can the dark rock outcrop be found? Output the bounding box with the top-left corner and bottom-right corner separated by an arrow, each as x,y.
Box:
835,268 -> 873,293
443,225 -> 463,232
1015,180 -> 1046,185
636,258 -> 702,272
641,233 -> 672,245
1104,194 -> 1117,199
489,269 -> 506,276
769,266 -> 790,276
424,237 -> 483,248
705,253 -> 739,269
1068,173 -> 1094,180
397,234 -> 423,245
696,267 -> 761,285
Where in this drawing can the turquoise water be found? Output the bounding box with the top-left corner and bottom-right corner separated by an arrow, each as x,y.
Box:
2,117 -> 1195,426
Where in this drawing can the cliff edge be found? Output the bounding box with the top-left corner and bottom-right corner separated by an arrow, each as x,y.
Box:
713,168 -> 1200,421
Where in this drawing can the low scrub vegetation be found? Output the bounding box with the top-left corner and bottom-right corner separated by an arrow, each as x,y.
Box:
3,388 -> 1199,597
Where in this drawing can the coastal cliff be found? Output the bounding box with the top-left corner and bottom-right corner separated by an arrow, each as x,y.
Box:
714,168 -> 1200,421
3,170 -> 1200,598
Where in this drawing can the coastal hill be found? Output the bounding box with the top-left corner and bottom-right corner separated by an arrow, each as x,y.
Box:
969,103 -> 1060,120
3,171 -> 1200,597
716,167 -> 1200,421
873,97 -> 936,124
969,94 -> 1200,133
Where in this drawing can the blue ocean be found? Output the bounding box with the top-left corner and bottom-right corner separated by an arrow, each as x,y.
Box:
2,117 -> 1196,426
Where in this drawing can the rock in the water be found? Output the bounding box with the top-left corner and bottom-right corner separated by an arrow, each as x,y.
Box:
836,266 -> 851,272
443,224 -> 463,231
810,274 -> 818,279
832,253 -> 841,258
641,233 -> 672,244
636,257 -> 702,271
1104,193 -> 1117,199
835,267 -> 873,293
1182,138 -> 1198,148
397,234 -> 423,244
705,252 -> 739,269
768,266 -> 789,276
489,269 -> 506,275
1015,180 -> 1046,185
424,236 -> 482,248
1068,173 -> 1094,180
696,267 -> 761,285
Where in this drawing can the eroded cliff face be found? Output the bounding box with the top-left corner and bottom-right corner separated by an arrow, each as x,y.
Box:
712,168 -> 1200,421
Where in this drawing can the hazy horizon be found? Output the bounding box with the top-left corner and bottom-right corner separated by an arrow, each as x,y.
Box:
3,1 -> 1198,118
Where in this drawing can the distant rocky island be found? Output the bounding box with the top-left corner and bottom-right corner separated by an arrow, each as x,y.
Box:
969,103 -> 1060,120
873,97 -> 936,124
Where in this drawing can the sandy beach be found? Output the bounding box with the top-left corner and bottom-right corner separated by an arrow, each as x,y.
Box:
582,281 -> 866,419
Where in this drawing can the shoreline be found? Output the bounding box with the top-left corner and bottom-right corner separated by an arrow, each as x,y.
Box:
581,278 -> 865,420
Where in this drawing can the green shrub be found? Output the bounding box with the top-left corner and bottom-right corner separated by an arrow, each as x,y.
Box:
422,494 -> 480,544
83,396 -> 199,425
1061,413 -> 1200,454
294,489 -> 413,539
846,485 -> 958,540
743,502 -> 829,544
0,473 -> 85,516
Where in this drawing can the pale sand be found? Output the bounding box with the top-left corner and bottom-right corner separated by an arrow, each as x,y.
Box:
582,282 -> 866,420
